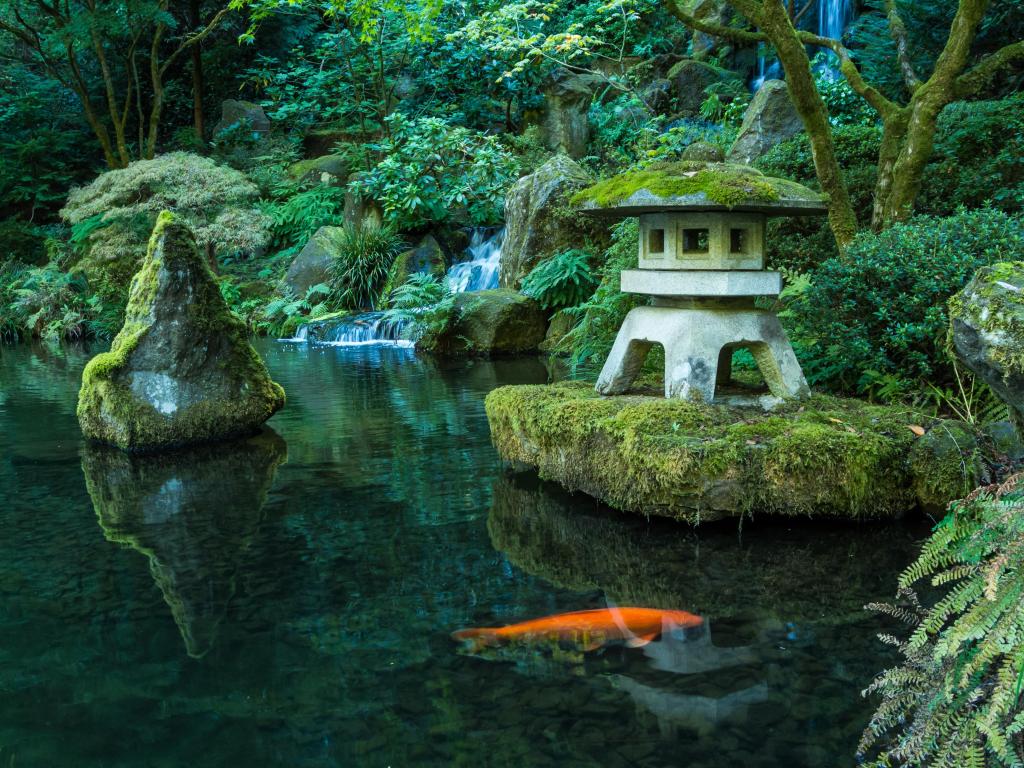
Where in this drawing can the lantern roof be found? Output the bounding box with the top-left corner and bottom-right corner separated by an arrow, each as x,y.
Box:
572,161 -> 828,217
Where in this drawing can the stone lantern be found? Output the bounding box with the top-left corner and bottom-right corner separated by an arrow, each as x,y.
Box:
575,161 -> 828,404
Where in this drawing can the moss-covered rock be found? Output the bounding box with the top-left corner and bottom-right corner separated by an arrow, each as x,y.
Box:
77,212 -> 285,452
380,234 -> 448,302
287,153 -> 349,186
500,155 -> 608,288
907,420 -> 982,513
726,79 -> 803,165
666,59 -> 740,117
572,160 -> 827,215
422,289 -> 547,356
282,225 -> 341,296
84,430 -> 286,657
950,262 -> 1024,428
485,381 -> 981,523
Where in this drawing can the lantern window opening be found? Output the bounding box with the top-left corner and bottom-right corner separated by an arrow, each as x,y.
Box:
682,228 -> 710,254
648,227 -> 666,256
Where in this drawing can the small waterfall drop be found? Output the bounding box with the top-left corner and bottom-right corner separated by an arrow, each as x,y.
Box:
279,325 -> 309,343
447,228 -> 503,293
279,226 -> 504,347
316,312 -> 413,347
818,0 -> 854,42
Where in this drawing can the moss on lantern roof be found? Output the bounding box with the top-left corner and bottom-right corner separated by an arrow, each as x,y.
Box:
571,161 -> 828,216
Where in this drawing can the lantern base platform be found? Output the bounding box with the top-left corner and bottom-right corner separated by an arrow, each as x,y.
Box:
596,304 -> 809,402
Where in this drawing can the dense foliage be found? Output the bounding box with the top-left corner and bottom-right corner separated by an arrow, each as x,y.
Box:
349,115 -> 519,230
326,222 -> 406,310
861,476 -> 1024,766
785,209 -> 1024,395
520,249 -> 598,310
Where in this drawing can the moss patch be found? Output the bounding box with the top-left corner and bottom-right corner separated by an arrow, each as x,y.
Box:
571,161 -> 822,210
78,211 -> 285,452
485,381 -> 980,523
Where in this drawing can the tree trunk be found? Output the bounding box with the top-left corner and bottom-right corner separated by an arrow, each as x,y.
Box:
189,0 -> 206,141
754,1 -> 859,251
870,108 -> 909,231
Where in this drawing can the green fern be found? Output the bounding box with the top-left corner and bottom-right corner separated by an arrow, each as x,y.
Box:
860,477 -> 1024,767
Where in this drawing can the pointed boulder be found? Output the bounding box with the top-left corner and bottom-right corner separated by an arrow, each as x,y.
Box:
78,211 -> 285,451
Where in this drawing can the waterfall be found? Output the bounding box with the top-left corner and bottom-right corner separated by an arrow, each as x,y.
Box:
749,0 -> 854,89
818,0 -> 854,42
316,312 -> 413,347
447,227 -> 503,293
279,226 -> 504,347
278,324 -> 309,343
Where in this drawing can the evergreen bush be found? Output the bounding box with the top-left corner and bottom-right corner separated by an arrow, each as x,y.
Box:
785,209 -> 1024,394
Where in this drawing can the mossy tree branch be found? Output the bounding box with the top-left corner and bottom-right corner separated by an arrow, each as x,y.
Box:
661,0 -> 1023,238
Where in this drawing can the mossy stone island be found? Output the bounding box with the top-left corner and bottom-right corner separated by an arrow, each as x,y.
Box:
486,382 -> 984,524
77,211 -> 285,452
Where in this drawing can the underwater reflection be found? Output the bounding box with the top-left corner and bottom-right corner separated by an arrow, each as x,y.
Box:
484,471 -> 926,741
82,430 -> 287,658
488,470 -> 923,625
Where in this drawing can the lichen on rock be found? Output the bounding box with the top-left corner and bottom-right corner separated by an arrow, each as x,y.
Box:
485,381 -> 982,523
77,211 -> 285,452
420,289 -> 547,357
950,262 -> 1024,429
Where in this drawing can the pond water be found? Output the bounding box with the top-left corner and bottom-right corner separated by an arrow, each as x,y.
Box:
0,339 -> 929,767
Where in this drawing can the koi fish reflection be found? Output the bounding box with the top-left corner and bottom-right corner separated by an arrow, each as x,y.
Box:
451,607 -> 703,654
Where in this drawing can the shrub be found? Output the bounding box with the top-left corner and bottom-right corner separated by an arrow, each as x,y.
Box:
349,114 -> 520,229
520,249 -> 598,309
917,94 -> 1024,215
61,152 -> 273,294
559,220 -> 647,371
860,477 -> 1024,767
326,222 -> 406,310
785,209 -> 1024,394
0,261 -> 118,342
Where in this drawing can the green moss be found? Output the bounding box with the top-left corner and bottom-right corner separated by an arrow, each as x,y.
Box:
77,210 -> 285,452
485,381 -> 969,523
949,261 -> 1024,374
571,161 -> 824,210
907,420 -> 981,513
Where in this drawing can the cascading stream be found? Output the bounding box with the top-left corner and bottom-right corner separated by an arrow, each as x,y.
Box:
751,0 -> 854,89
281,226 -> 503,347
447,227 -> 503,293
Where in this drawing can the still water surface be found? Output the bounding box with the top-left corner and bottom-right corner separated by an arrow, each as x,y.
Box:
0,340 -> 927,767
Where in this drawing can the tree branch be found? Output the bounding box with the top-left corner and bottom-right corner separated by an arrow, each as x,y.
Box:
954,39 -> 1024,98
885,0 -> 920,90
159,6 -> 230,77
663,0 -> 767,45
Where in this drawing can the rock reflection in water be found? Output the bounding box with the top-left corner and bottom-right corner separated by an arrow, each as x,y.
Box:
488,470 -> 923,624
82,430 -> 287,658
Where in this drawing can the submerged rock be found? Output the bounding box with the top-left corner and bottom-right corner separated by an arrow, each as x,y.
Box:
78,212 -> 285,452
485,382 -> 983,523
727,80 -> 803,165
950,262 -> 1024,429
501,155 -> 604,288
422,289 -> 547,356
84,430 -> 287,657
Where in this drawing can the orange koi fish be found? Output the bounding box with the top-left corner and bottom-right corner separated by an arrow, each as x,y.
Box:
452,607 -> 703,653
